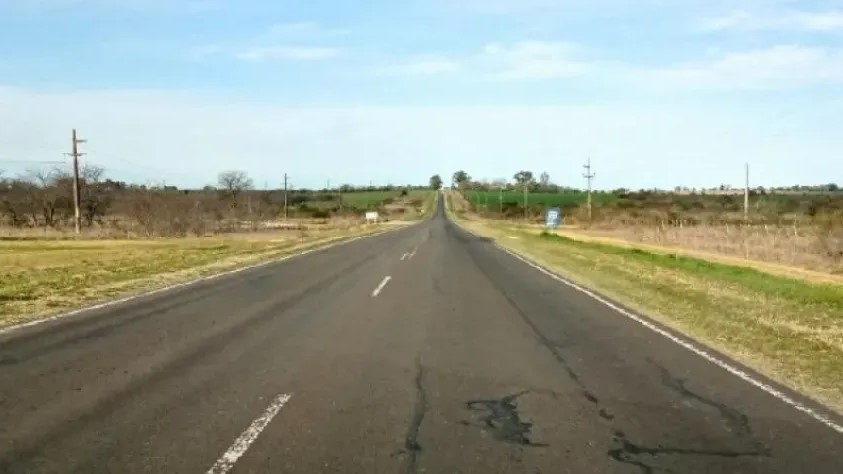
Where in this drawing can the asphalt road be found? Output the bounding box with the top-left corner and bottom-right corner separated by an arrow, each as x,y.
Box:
1,198 -> 841,473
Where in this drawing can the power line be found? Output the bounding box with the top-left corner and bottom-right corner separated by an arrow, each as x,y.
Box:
523,179 -> 528,220
283,173 -> 290,220
63,129 -> 86,235
583,157 -> 596,223
0,159 -> 65,165
744,163 -> 750,221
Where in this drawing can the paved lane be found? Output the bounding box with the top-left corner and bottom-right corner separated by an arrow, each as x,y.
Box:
1,199 -> 841,473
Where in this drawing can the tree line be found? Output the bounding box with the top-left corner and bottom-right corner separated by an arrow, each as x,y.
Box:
0,167 -> 428,236
450,169 -> 567,192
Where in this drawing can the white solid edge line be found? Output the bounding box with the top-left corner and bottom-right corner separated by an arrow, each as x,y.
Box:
206,393 -> 292,474
0,224 -> 417,336
457,223 -> 843,435
371,276 -> 392,297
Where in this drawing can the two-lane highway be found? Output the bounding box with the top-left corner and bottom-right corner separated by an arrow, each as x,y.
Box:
1,198 -> 841,473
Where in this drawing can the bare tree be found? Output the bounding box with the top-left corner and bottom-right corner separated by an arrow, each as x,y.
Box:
25,168 -> 63,227
218,170 -> 253,207
79,165 -> 109,226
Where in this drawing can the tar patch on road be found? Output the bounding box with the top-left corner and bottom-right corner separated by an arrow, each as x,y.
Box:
464,392 -> 547,447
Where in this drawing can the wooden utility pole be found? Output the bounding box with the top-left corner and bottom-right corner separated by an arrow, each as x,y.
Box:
70,129 -> 86,234
744,163 -> 750,221
499,187 -> 503,215
283,173 -> 289,220
523,181 -> 528,220
583,157 -> 595,222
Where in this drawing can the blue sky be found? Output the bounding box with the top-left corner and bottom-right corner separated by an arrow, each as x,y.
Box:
1,0 -> 842,189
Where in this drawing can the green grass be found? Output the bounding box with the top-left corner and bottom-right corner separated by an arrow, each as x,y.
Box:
463,190 -> 618,209
538,233 -> 843,310
452,208 -> 843,413
340,191 -> 398,208
330,190 -> 434,211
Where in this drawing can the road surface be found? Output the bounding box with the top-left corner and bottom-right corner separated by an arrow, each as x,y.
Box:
1,198 -> 841,473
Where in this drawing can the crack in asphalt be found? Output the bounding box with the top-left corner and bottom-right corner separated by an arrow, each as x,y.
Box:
459,232 -> 774,473
607,429 -> 768,474
607,362 -> 771,473
652,361 -> 760,445
403,356 -> 428,473
465,392 -> 548,447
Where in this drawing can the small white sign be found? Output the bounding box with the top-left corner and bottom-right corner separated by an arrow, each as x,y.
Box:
365,211 -> 379,223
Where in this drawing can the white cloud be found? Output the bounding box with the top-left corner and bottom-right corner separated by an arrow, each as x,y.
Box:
263,22 -> 350,40
234,45 -> 339,62
387,59 -> 460,75
387,41 -> 586,80
648,45 -> 843,89
199,21 -> 346,62
187,44 -> 222,61
5,0 -> 222,14
479,41 -> 586,80
700,9 -> 843,32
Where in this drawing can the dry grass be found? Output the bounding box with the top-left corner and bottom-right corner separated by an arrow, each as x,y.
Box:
0,221 -> 398,328
447,195 -> 843,414
486,222 -> 843,286
578,222 -> 843,274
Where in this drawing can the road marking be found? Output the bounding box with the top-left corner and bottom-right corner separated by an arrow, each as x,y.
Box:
372,276 -> 392,297
401,253 -> 409,261
207,393 -> 292,474
408,246 -> 419,259
0,222 -> 423,336
456,224 -> 843,434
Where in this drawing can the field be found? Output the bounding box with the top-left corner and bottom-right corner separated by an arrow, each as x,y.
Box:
0,220 -> 399,328
338,190 -> 431,209
0,178 -> 436,327
1,168 -> 434,237
461,189 -> 617,213
447,193 -> 843,413
456,188 -> 843,274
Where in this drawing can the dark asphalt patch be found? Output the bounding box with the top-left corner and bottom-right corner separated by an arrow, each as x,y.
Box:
465,392 -> 547,447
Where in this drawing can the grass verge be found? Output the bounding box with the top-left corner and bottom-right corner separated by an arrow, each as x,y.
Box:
447,199 -> 843,414
0,223 -> 396,328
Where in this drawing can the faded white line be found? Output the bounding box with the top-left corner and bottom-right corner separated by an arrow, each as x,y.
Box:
0,223 -> 420,336
207,393 -> 292,474
457,224 -> 843,435
401,253 -> 409,261
408,246 -> 419,259
371,276 -> 392,297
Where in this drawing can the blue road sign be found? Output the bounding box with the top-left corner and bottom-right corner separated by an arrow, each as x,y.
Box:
545,207 -> 561,228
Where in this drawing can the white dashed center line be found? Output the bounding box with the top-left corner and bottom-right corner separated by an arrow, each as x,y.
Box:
372,276 -> 392,297
206,393 -> 292,474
